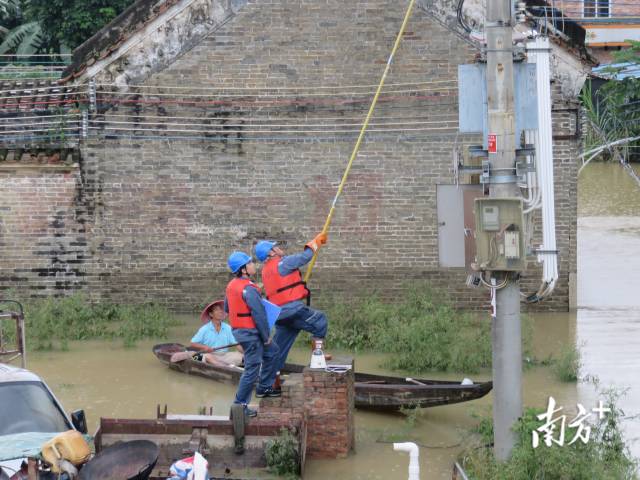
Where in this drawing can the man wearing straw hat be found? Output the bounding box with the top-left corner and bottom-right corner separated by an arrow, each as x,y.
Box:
189,300 -> 244,367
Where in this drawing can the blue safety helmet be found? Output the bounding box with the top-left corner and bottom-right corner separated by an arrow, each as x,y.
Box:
227,251 -> 252,273
255,240 -> 277,262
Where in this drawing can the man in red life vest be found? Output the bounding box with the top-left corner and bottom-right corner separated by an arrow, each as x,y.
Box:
225,251 -> 280,417
254,234 -> 328,375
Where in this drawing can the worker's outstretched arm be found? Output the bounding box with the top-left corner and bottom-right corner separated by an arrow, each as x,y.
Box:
279,234 -> 328,276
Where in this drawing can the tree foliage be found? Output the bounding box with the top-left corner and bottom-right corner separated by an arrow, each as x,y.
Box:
462,388 -> 638,479
27,0 -> 135,50
582,41 -> 640,163
0,0 -> 45,55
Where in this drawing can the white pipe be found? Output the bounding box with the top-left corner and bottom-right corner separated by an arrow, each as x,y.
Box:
527,36 -> 558,298
393,442 -> 420,480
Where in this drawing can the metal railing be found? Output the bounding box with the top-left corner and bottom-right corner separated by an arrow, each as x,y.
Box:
0,300 -> 26,368
0,54 -> 71,80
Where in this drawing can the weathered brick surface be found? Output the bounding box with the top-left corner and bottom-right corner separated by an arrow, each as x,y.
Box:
302,366 -> 355,459
261,362 -> 355,459
0,167 -> 88,296
258,374 -> 305,424
0,0 -> 579,312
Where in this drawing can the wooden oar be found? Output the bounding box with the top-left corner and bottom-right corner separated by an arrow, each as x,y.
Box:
170,343 -> 239,363
405,377 -> 427,386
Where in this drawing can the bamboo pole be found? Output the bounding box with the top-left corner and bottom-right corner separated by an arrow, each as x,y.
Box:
303,0 -> 416,283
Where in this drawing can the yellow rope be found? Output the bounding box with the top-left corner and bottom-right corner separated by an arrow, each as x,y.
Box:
304,0 -> 417,283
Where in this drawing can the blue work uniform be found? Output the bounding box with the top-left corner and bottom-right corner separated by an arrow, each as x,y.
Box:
272,248 -> 328,372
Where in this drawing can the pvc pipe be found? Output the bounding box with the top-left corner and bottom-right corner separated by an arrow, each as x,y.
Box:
393,442 -> 420,480
527,36 -> 558,298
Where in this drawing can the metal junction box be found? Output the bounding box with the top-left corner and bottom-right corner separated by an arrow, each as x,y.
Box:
458,63 -> 538,150
473,198 -> 526,272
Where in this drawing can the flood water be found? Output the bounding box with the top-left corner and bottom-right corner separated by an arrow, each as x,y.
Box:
22,162 -> 640,479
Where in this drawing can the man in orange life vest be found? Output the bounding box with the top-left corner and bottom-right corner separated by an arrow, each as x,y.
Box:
225,251 -> 280,417
254,234 -> 328,375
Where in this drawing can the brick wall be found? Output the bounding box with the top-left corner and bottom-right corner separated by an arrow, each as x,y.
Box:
259,363 -> 355,459
0,0 -> 580,311
561,2 -> 640,17
0,165 -> 88,296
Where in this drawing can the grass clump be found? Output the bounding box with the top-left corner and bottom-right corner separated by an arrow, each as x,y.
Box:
2,294 -> 180,350
264,428 -> 300,478
461,390 -> 638,479
552,343 -> 582,382
319,283 -> 530,374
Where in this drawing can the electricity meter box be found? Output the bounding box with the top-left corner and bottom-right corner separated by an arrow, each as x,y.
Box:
474,198 -> 526,272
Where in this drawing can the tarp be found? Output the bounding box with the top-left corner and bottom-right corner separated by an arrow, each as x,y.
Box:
0,432 -> 92,461
0,432 -> 57,461
592,62 -> 640,80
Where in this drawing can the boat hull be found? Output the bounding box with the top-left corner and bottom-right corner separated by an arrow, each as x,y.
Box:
153,343 -> 492,412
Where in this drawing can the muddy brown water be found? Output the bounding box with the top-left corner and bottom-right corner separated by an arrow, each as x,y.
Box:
21,163 -> 640,478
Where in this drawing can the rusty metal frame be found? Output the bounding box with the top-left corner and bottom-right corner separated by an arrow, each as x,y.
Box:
0,300 -> 26,368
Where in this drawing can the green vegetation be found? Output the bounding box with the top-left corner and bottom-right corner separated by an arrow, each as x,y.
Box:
264,428 -> 300,478
552,343 -> 581,383
461,390 -> 638,479
581,41 -> 640,165
316,283 -> 531,374
371,404 -> 424,444
0,0 -> 135,56
0,1 -> 44,55
27,0 -> 135,51
3,293 -> 180,350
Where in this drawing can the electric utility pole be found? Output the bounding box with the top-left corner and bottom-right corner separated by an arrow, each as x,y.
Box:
486,0 -> 522,461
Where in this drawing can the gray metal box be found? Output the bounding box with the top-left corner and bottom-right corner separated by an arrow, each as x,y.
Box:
458,63 -> 538,149
474,198 -> 526,272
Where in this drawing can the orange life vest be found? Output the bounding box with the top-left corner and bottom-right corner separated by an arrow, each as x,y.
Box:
226,277 -> 260,329
262,256 -> 309,306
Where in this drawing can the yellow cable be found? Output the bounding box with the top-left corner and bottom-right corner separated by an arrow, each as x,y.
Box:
304,0 -> 417,283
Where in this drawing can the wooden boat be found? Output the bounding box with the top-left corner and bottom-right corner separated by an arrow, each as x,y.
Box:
153,343 -> 493,411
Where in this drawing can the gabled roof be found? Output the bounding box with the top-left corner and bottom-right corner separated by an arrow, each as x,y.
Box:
61,0 -> 247,85
0,79 -> 79,114
61,0 -> 182,82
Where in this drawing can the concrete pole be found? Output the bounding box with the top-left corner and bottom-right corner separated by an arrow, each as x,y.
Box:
485,0 -> 522,461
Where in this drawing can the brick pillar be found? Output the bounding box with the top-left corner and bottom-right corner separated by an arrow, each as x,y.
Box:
303,358 -> 355,459
258,373 -> 305,424
259,358 -> 355,459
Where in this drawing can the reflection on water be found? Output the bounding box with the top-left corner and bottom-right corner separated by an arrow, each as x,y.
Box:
17,162 -> 640,478
578,163 -> 640,461
579,162 -> 640,217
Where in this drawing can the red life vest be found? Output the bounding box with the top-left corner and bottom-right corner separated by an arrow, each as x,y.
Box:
226,277 -> 260,329
262,256 -> 309,306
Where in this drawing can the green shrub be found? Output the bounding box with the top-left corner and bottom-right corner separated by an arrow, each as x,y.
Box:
461,390 -> 638,479
2,294 -> 180,350
316,283 -> 530,374
552,343 -> 582,382
265,428 -> 300,478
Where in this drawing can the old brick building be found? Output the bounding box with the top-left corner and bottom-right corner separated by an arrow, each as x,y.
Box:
525,0 -> 640,64
0,0 -> 592,310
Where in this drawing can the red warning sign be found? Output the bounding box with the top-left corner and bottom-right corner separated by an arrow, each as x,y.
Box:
488,134 -> 497,153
